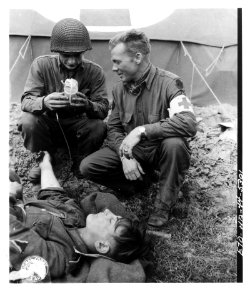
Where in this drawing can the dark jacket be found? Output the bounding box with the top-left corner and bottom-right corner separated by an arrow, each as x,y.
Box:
21,55 -> 109,120
107,64 -> 197,155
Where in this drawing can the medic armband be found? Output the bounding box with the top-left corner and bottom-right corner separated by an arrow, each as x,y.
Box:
168,95 -> 194,118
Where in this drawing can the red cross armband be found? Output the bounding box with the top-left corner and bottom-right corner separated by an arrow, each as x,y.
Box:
168,95 -> 194,118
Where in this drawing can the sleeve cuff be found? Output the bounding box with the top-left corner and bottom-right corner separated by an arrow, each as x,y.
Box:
36,97 -> 46,112
144,123 -> 163,139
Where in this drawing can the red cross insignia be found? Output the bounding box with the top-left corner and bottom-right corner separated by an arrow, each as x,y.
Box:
168,95 -> 194,117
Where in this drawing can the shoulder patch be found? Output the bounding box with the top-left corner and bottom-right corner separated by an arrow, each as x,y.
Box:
168,95 -> 194,118
9,256 -> 49,282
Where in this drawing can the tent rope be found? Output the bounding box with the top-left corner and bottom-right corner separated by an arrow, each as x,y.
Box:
181,41 -> 222,106
189,64 -> 195,100
176,45 -> 180,64
205,46 -> 225,76
9,35 -> 31,75
181,46 -> 224,75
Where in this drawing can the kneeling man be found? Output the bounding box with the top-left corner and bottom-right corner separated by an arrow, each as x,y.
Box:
79,30 -> 197,227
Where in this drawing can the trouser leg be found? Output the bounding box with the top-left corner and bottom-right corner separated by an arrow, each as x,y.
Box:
19,112 -> 61,153
80,147 -> 134,193
79,147 -> 149,195
20,113 -> 106,157
62,117 -> 107,160
153,137 -> 191,213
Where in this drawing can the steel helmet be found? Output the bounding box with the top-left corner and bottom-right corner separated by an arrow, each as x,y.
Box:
50,18 -> 92,53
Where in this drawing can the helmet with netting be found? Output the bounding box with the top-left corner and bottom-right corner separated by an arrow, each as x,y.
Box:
50,18 -> 92,53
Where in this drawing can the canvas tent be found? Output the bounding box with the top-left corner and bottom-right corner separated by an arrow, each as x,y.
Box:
140,9 -> 238,107
80,9 -> 131,26
9,9 -> 237,106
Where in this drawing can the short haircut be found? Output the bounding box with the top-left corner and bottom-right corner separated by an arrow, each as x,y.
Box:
109,29 -> 151,57
112,217 -> 149,263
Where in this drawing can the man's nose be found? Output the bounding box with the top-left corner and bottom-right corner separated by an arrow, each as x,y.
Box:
112,64 -> 118,72
104,209 -> 115,218
104,209 -> 110,215
67,56 -> 77,65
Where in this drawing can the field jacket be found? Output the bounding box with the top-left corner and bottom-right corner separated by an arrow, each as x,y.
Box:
21,55 -> 109,120
107,64 -> 197,155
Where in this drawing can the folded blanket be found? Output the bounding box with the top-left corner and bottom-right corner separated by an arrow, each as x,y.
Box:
55,257 -> 146,283
86,258 -> 146,283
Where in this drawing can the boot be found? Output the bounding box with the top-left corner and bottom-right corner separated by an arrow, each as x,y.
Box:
147,209 -> 170,228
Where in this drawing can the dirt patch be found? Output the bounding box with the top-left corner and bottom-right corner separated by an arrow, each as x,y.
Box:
9,102 -> 238,282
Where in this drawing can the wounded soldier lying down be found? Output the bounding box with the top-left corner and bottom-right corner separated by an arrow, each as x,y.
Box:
9,151 -> 148,283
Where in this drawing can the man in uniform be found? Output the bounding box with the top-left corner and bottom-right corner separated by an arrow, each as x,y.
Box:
19,18 -> 109,181
9,152 -> 147,282
79,30 -> 197,227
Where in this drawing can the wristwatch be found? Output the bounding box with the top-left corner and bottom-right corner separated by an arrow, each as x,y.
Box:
138,126 -> 147,140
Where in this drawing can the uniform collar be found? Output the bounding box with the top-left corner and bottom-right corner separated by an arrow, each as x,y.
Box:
68,229 -> 116,262
67,228 -> 88,254
74,247 -> 116,262
144,63 -> 157,90
124,63 -> 152,95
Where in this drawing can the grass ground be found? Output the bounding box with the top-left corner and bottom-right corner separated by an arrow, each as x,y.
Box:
9,103 -> 238,282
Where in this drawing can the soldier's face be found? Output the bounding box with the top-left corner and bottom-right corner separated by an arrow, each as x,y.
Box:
111,43 -> 139,83
86,209 -> 122,240
59,52 -> 84,70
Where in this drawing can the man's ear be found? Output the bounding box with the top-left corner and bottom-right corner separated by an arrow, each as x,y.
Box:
94,240 -> 110,254
134,52 -> 143,64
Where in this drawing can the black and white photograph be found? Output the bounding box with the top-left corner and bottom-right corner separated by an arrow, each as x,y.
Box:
5,0 -> 248,297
